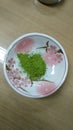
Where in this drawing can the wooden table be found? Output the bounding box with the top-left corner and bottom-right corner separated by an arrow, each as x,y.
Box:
0,0 -> 73,129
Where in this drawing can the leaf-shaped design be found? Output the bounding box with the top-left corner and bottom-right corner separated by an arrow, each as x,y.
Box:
17,53 -> 46,81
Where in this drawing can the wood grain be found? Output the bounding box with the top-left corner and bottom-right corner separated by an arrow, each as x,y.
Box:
0,0 -> 73,130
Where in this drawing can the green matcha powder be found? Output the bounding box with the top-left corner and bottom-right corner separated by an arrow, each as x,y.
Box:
17,53 -> 46,81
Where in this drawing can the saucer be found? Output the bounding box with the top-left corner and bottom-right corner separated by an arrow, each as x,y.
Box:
4,33 -> 68,98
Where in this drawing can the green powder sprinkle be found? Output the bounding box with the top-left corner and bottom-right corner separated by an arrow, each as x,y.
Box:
17,53 -> 46,81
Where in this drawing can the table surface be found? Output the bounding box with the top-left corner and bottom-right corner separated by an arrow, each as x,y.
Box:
0,0 -> 73,130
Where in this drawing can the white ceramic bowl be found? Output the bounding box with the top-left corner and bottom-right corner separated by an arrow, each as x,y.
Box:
3,33 -> 68,98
